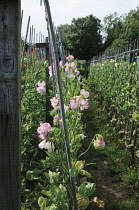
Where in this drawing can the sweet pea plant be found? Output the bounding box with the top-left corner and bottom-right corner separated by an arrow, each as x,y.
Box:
88,59 -> 139,187
21,54 -> 105,209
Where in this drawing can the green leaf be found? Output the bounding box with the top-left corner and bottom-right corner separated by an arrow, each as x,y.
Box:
75,160 -> 85,170
78,182 -> 96,197
41,190 -> 51,196
21,146 -> 26,154
38,196 -> 47,209
26,171 -> 34,181
50,109 -> 56,117
49,171 -> 60,183
33,168 -> 41,176
79,170 -> 92,178
46,204 -> 58,210
26,168 -> 41,180
70,166 -> 79,177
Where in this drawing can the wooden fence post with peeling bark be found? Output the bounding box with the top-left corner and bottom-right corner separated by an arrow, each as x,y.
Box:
0,0 -> 21,209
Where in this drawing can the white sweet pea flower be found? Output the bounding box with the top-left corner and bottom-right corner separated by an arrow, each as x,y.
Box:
38,140 -> 55,152
80,134 -> 87,139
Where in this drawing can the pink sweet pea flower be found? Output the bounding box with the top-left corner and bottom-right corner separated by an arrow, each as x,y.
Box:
38,140 -> 55,151
94,138 -> 105,149
50,97 -> 59,109
36,81 -> 46,94
37,123 -> 52,139
64,104 -> 69,112
75,70 -> 80,75
70,99 -> 78,110
71,62 -> 76,68
69,96 -> 80,110
53,115 -> 60,121
66,55 -> 74,61
80,89 -> 89,98
55,94 -> 59,99
77,113 -> 81,116
79,99 -> 89,110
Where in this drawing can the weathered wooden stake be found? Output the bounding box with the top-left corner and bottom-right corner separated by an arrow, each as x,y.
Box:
0,0 -> 21,209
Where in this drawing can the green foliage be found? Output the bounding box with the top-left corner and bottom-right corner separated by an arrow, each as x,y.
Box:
21,57 -> 97,209
78,183 -> 96,197
102,12 -> 124,49
87,59 -> 139,208
57,15 -> 102,60
102,8 -> 139,51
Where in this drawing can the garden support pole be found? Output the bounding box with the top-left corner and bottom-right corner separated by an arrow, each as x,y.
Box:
0,0 -> 21,209
43,0 -> 78,209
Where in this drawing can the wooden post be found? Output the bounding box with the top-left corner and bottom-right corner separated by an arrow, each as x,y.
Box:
35,42 -> 49,60
0,0 -> 21,209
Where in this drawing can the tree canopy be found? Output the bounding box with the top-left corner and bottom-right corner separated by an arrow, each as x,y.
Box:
102,8 -> 139,51
57,8 -> 139,59
57,14 -> 102,60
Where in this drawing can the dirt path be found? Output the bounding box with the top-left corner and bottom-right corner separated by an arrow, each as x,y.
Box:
92,160 -> 127,202
81,106 -> 133,209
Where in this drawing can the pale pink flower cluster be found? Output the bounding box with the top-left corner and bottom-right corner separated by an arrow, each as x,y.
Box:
79,98 -> 89,110
66,55 -> 74,61
69,89 -> 89,111
50,95 -> 59,110
50,95 -> 69,112
80,89 -> 89,98
38,140 -> 55,151
70,96 -> 80,110
37,122 -> 52,139
94,138 -> 105,149
36,81 -> 46,94
69,96 -> 89,111
65,62 -> 80,77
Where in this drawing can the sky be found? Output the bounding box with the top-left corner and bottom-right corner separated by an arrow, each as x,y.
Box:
21,0 -> 138,41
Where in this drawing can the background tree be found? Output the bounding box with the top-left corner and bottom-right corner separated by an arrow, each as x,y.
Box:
102,12 -> 124,50
57,15 -> 102,60
122,9 -> 139,41
102,8 -> 139,51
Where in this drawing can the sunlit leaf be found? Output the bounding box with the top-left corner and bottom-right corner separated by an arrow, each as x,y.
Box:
78,182 -> 96,197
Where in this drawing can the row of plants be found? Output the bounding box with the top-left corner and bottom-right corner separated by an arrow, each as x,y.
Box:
88,59 -> 139,192
21,53 -> 106,209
